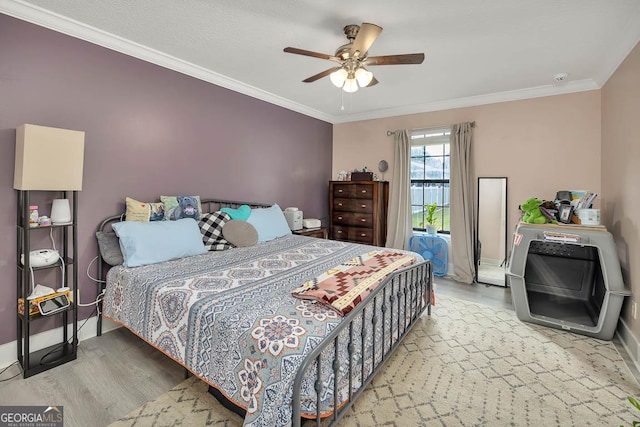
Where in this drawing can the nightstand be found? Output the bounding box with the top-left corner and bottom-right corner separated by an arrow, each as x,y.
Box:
293,227 -> 328,239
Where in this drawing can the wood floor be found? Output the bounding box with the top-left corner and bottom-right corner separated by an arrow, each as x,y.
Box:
0,280 -> 514,427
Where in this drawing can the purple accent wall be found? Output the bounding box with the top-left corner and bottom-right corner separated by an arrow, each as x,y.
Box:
0,15 -> 332,345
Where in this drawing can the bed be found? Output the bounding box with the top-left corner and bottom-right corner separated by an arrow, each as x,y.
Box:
96,198 -> 432,426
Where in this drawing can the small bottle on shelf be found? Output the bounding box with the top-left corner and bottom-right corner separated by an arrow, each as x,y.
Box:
28,205 -> 39,227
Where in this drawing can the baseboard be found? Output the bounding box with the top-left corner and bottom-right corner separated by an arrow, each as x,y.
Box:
0,316 -> 121,370
479,257 -> 502,267
616,318 -> 640,374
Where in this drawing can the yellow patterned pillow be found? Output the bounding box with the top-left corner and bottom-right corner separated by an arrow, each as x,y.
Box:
125,197 -> 165,222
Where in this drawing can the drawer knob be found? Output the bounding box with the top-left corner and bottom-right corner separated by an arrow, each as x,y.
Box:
338,189 -> 343,193
337,230 -> 343,234
361,204 -> 366,208
338,216 -> 343,220
338,203 -> 343,206
361,190 -> 367,193
361,233 -> 366,237
361,219 -> 366,222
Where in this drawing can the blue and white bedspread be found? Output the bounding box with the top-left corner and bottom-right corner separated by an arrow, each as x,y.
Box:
103,235 -> 423,426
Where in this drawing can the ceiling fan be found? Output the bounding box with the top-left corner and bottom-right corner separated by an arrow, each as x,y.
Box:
284,23 -> 425,93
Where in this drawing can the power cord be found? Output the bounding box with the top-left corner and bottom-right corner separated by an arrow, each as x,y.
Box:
0,361 -> 22,382
86,256 -> 106,284
40,306 -> 98,365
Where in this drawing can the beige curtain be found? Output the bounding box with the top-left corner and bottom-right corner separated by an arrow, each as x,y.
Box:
385,130 -> 413,250
449,122 -> 476,284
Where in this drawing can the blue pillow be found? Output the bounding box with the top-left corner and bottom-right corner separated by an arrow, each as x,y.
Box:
246,204 -> 292,242
112,218 -> 206,267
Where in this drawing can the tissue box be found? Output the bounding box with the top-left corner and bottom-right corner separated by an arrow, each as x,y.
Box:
18,290 -> 70,316
351,172 -> 373,181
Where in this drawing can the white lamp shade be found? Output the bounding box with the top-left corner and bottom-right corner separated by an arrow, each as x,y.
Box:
343,78 -> 359,93
14,124 -> 85,191
329,69 -> 348,88
51,199 -> 72,224
355,68 -> 374,87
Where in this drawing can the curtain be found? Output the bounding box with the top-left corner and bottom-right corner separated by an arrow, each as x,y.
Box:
449,122 -> 476,284
386,130 -> 413,250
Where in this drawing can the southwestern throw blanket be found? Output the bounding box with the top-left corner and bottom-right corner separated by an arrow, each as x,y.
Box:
103,235 -> 422,426
291,250 -> 416,315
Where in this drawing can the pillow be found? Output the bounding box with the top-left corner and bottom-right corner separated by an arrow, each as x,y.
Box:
125,197 -> 165,222
199,211 -> 234,251
96,231 -> 124,266
246,204 -> 292,242
223,220 -> 259,247
220,205 -> 251,221
160,195 -> 203,221
112,218 -> 206,267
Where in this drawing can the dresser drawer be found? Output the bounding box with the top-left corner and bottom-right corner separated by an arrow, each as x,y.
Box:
332,198 -> 374,213
332,212 -> 374,226
331,226 -> 374,244
332,183 -> 374,199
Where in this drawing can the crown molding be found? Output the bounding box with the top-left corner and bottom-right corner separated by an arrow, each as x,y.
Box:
332,79 -> 601,123
0,0 -> 334,123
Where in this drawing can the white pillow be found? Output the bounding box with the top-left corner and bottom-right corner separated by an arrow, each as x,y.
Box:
112,218 -> 206,267
247,204 -> 292,242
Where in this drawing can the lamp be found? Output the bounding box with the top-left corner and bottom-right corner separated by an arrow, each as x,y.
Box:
355,68 -> 373,87
329,66 -> 374,93
14,124 -> 85,191
51,199 -> 72,224
330,68 -> 348,88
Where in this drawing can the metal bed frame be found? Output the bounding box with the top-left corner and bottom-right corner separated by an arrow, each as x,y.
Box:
95,198 -> 432,426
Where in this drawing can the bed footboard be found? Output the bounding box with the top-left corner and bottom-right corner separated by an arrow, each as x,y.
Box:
291,259 -> 432,426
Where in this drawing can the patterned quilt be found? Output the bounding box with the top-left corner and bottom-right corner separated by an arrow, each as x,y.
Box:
103,235 -> 423,426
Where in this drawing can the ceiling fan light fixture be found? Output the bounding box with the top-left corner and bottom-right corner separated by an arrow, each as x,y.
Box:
330,68 -> 348,88
355,67 -> 373,87
343,78 -> 359,93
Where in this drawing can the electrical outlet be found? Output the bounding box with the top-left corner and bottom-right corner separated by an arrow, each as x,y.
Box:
632,301 -> 637,320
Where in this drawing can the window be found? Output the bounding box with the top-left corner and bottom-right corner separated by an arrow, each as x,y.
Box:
411,127 -> 451,233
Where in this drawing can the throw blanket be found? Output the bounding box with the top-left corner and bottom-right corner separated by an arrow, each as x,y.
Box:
291,250 -> 416,315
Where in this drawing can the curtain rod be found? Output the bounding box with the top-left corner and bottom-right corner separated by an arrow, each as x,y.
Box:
386,121 -> 475,136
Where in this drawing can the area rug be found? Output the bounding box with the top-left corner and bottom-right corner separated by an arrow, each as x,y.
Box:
108,295 -> 640,426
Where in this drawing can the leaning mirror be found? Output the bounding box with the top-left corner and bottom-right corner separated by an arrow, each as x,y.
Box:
476,177 -> 508,286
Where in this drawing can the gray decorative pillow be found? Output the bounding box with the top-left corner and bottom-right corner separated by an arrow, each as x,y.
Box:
96,231 -> 124,266
222,220 -> 259,247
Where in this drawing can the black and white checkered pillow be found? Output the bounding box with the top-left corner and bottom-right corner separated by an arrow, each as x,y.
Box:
198,211 -> 234,251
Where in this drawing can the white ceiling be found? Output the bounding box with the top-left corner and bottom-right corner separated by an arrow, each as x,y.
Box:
3,0 -> 640,124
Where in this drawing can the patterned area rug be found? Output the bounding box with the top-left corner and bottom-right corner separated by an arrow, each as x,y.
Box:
108,295 -> 640,426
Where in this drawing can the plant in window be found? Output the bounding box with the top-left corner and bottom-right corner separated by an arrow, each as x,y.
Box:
424,202 -> 438,226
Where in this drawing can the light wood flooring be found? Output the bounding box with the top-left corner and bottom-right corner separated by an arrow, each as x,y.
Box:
0,280 -> 524,427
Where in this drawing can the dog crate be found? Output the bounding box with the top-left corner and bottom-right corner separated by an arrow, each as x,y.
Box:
507,223 -> 630,340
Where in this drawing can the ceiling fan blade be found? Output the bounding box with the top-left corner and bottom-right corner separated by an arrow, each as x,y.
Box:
350,23 -> 382,58
302,67 -> 342,83
367,76 -> 379,87
365,53 -> 425,66
284,47 -> 341,62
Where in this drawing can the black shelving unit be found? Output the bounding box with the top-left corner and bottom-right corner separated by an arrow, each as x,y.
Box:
16,190 -> 78,378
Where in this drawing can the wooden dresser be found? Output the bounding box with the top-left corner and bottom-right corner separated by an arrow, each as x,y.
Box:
329,181 -> 389,246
